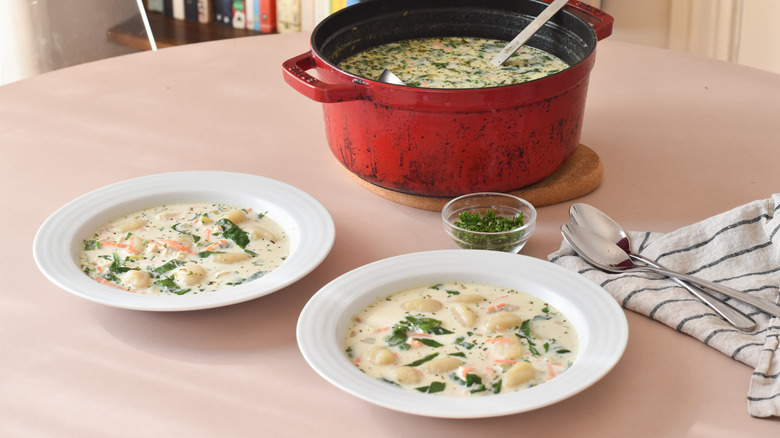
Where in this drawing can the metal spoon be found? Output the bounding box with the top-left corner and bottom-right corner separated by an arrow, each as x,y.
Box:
490,0 -> 569,66
568,203 -> 755,331
379,69 -> 405,85
560,223 -> 780,319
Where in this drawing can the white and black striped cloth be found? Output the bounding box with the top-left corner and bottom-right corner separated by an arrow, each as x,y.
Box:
549,195 -> 780,417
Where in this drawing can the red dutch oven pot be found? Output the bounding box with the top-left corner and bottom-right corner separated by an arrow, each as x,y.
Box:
283,0 -> 613,197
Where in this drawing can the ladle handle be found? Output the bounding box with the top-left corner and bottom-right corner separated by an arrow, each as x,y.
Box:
638,264 -> 780,319
631,254 -> 755,331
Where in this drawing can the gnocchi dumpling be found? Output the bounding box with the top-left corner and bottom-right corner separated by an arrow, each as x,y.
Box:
174,264 -> 207,286
114,219 -> 146,232
392,366 -> 422,385
248,226 -> 276,241
450,303 -> 476,328
122,270 -> 151,288
211,252 -> 251,264
504,362 -> 536,387
423,357 -> 461,374
223,209 -> 247,224
450,294 -> 485,303
490,338 -> 524,360
366,346 -> 396,365
485,312 -> 522,332
401,298 -> 442,313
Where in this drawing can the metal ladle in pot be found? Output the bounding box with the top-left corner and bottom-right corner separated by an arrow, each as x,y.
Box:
490,0 -> 569,66
379,69 -> 405,85
380,0 -> 567,83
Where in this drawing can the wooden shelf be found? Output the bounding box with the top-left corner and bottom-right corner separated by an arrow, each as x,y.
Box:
108,12 -> 268,51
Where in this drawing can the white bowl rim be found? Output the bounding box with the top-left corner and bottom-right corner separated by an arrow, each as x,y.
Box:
33,171 -> 335,311
297,249 -> 628,418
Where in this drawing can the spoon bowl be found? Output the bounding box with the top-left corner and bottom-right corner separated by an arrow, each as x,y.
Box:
561,223 -> 780,319
568,204 -> 755,331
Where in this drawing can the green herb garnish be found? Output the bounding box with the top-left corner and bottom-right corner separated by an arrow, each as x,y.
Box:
451,209 -> 526,251
455,209 -> 523,232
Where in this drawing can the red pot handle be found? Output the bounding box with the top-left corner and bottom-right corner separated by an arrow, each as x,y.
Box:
282,51 -> 367,103
564,1 -> 614,41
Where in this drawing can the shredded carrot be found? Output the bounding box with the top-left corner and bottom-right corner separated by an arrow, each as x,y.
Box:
486,303 -> 507,313
94,277 -> 127,290
546,363 -> 558,379
125,237 -> 139,255
201,239 -> 228,252
494,359 -> 517,364
409,333 -> 432,338
483,367 -> 497,377
461,367 -> 475,378
99,241 -> 128,249
409,340 -> 423,348
373,327 -> 390,333
155,239 -> 191,253
485,337 -> 512,343
204,227 -> 212,240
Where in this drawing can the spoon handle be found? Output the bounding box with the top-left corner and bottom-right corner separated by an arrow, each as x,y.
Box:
635,264 -> 780,319
630,254 -> 755,331
489,0 -> 570,66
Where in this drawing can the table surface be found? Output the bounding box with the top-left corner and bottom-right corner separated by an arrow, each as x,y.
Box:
3,31 -> 779,436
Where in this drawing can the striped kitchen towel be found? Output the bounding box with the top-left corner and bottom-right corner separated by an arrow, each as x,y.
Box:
549,194 -> 780,417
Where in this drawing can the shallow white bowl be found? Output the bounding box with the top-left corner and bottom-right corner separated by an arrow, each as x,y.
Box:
33,171 -> 335,311
297,250 -> 628,418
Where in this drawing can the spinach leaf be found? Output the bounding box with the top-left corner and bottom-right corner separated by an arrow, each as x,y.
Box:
153,259 -> 183,275
108,253 -> 132,274
216,218 -> 250,249
451,372 -> 487,394
417,338 -> 444,348
405,353 -> 439,367
154,276 -> 191,295
454,337 -> 476,350
415,381 -> 446,394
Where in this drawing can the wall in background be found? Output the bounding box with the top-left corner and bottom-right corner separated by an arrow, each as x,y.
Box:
599,0 -> 780,74
0,0 -> 145,86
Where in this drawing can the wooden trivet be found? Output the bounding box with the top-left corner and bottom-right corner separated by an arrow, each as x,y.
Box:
345,144 -> 603,211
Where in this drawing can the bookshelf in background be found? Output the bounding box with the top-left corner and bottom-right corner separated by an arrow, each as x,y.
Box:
314,0 -> 363,25
111,0 -> 302,50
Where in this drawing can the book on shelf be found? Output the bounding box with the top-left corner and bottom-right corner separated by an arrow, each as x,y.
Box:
197,0 -> 214,23
232,0 -> 247,29
184,0 -> 199,21
277,0 -> 301,33
314,0 -> 365,25
214,0 -> 232,26
247,0 -> 278,32
154,0 -> 281,33
172,0 -> 185,20
147,0 -> 164,13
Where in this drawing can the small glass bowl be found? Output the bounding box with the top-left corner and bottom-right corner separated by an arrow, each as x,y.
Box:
442,192 -> 536,253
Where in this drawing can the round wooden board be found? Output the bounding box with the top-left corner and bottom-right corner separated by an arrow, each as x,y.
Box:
344,144 -> 603,211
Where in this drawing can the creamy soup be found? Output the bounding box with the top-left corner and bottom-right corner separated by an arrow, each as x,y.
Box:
338,37 -> 569,89
345,282 -> 578,396
80,203 -> 289,295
